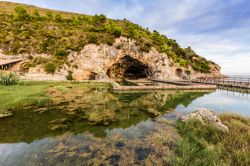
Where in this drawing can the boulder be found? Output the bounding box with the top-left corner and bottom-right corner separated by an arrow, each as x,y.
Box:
181,108 -> 229,132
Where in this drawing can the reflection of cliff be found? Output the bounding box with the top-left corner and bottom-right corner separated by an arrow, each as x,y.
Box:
115,90 -> 213,113
0,88 -> 213,143
159,91 -> 213,111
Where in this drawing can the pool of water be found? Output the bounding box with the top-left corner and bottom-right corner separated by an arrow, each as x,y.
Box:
0,85 -> 249,165
176,88 -> 250,116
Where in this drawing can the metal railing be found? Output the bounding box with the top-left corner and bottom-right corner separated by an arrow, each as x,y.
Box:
193,76 -> 250,89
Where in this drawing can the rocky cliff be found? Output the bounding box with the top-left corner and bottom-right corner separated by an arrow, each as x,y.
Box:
1,37 -> 220,81
0,2 -> 221,81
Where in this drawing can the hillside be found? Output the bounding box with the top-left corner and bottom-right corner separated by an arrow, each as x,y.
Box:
0,1 -> 220,80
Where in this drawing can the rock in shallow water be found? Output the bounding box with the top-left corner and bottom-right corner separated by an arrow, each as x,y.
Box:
0,111 -> 13,118
181,108 -> 229,132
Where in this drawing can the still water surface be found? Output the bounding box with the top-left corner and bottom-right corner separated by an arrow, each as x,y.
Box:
0,86 -> 249,165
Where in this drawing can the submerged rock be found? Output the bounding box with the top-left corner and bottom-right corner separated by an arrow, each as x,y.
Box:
115,141 -> 125,148
107,154 -> 121,165
49,124 -> 68,131
0,111 -> 13,118
135,147 -> 150,161
181,108 -> 229,132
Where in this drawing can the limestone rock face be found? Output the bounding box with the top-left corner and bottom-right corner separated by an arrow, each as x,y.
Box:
66,37 -> 220,80
0,37 -> 221,81
67,37 -> 175,80
181,108 -> 229,132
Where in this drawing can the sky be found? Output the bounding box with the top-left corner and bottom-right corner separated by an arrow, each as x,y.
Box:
4,0 -> 250,74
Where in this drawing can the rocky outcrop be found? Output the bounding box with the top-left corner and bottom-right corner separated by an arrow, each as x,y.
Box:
67,37 -> 173,80
1,37 -> 221,81
181,108 -> 229,132
66,37 -> 220,80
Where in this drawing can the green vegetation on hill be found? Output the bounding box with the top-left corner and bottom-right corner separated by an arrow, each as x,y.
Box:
0,1 -> 218,73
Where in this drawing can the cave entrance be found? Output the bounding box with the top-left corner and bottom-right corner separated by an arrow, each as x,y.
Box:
175,68 -> 183,78
107,55 -> 151,79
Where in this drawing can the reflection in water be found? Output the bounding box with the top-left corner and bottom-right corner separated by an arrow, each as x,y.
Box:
176,89 -> 250,116
219,86 -> 250,95
3,85 -> 250,165
0,85 -> 212,165
0,118 -> 180,166
0,88 -> 210,143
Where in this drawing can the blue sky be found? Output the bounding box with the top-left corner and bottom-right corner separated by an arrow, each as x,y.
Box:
4,0 -> 250,74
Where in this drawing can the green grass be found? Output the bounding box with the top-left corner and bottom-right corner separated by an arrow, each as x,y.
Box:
0,82 -> 54,113
0,1 -> 219,73
0,72 -> 19,85
171,114 -> 250,166
0,81 -> 112,114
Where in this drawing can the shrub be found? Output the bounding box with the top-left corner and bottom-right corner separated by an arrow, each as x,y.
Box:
69,16 -> 82,26
0,73 -> 19,86
44,63 -> 56,74
113,27 -> 122,37
55,49 -> 67,57
139,42 -> 152,53
55,14 -> 62,22
46,12 -> 53,20
105,37 -> 115,46
36,98 -> 54,107
66,70 -> 74,80
93,14 -> 107,26
33,57 -> 49,64
87,34 -> 99,44
127,27 -> 137,38
14,7 -> 30,21
32,9 -> 40,18
179,59 -> 188,67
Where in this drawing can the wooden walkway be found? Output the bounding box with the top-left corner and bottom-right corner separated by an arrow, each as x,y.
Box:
0,59 -> 23,70
113,84 -> 217,91
150,79 -> 193,86
111,80 -> 217,91
193,76 -> 250,89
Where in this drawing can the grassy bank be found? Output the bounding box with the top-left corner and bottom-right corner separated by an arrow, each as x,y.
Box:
0,82 -> 54,113
0,81 -> 110,115
172,114 -> 250,166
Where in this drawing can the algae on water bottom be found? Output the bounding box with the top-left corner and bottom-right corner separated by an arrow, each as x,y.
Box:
0,82 -> 249,165
0,82 -> 210,142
